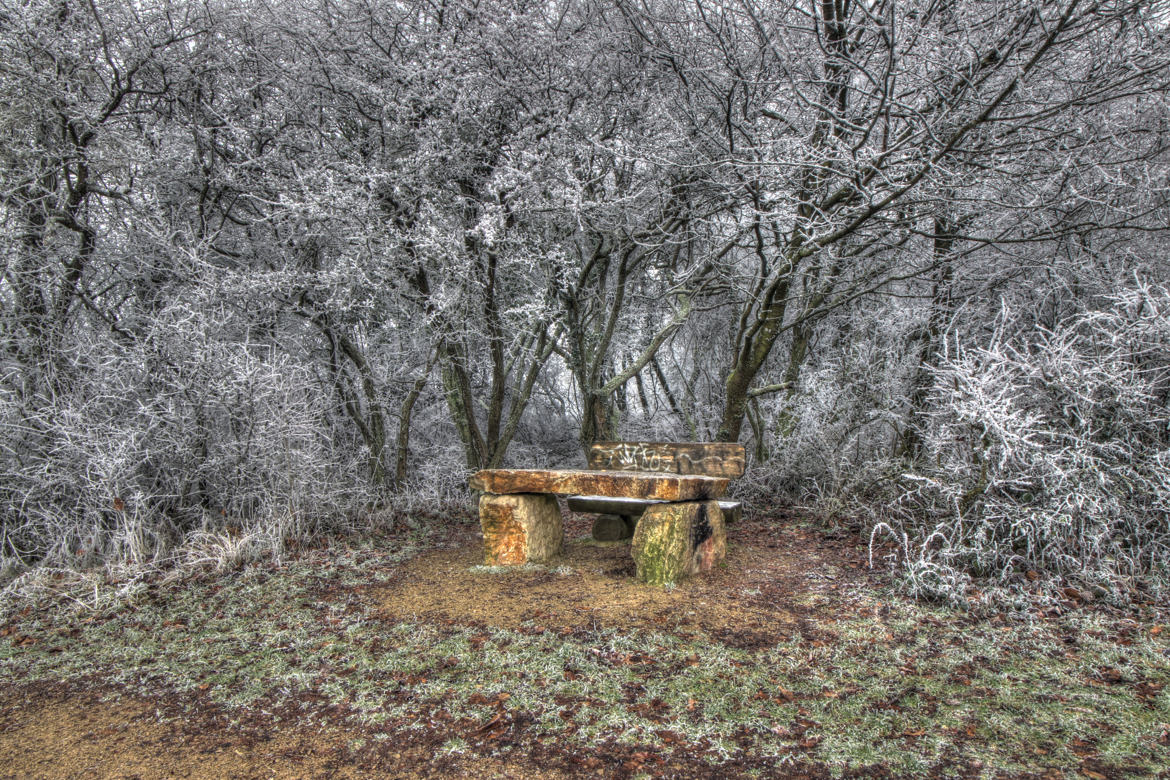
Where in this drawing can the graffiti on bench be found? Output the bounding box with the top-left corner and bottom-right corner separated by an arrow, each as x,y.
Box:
589,442 -> 675,473
676,452 -> 734,474
588,441 -> 747,478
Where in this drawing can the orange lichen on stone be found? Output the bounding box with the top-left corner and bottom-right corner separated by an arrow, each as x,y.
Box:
479,493 -> 563,565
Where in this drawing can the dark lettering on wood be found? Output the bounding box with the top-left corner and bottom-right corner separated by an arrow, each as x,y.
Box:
588,442 -> 746,478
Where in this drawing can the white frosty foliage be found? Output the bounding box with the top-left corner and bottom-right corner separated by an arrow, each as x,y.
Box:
873,283 -> 1170,604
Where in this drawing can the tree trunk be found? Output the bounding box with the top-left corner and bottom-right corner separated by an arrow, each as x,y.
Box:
394,359 -> 433,490
898,213 -> 957,460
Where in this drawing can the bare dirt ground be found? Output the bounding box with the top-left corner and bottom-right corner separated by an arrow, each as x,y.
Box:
373,511 -> 863,646
0,682 -> 587,780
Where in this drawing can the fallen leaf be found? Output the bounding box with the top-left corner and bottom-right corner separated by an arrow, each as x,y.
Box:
1099,667 -> 1124,684
474,713 -> 503,733
799,736 -> 821,749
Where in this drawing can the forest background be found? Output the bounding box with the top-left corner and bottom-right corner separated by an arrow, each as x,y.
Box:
2,0 -> 1169,609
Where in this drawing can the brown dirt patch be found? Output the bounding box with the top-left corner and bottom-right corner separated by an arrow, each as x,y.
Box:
373,511 -> 870,648
0,683 -> 572,779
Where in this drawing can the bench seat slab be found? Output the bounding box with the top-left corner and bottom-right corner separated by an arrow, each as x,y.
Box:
471,469 -> 728,501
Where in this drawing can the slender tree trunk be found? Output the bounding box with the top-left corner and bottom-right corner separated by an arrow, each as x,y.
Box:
438,340 -> 487,470
898,213 -> 957,460
774,320 -> 813,438
717,279 -> 791,442
394,356 -> 434,489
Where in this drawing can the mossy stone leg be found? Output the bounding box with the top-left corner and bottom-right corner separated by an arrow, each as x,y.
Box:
479,493 -> 563,565
592,513 -> 634,541
631,501 -> 726,586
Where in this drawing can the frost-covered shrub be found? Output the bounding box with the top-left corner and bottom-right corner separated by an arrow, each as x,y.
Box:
874,283 -> 1170,604
0,304 -> 374,568
739,305 -> 914,508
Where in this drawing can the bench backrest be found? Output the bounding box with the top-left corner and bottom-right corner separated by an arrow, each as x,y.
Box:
587,441 -> 745,479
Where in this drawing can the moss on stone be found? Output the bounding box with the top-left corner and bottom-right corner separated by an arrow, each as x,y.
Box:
632,501 -> 724,586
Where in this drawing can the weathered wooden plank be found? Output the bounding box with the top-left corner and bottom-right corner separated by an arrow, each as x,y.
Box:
587,442 -> 746,478
470,469 -> 728,500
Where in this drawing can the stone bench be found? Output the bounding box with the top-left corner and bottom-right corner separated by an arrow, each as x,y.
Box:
571,441 -> 745,541
469,442 -> 746,585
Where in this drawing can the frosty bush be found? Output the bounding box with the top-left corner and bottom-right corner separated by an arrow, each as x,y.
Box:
0,304 -> 375,569
874,282 -> 1170,604
737,306 -> 912,510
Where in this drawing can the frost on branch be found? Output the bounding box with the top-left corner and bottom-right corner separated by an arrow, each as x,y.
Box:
874,284 -> 1170,605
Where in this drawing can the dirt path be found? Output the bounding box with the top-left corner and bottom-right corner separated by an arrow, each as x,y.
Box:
0,682 -> 584,779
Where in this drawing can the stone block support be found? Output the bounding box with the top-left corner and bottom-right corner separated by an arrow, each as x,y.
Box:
479,493 -> 563,565
631,501 -> 726,586
591,513 -> 635,541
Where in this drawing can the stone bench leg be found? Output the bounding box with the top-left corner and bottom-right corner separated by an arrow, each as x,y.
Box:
631,501 -> 726,586
591,513 -> 636,541
479,493 -> 563,565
